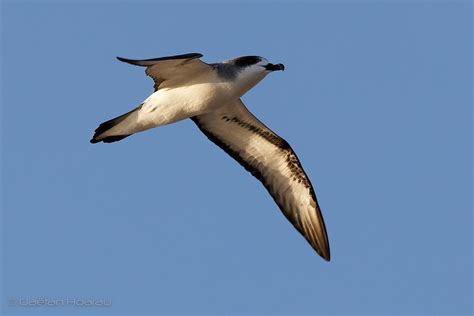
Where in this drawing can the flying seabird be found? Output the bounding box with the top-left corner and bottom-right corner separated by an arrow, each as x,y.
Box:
90,53 -> 331,261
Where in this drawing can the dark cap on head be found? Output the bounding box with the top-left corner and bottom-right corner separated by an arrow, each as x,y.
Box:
233,56 -> 262,67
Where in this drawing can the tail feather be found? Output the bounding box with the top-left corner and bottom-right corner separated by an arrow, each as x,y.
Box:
90,105 -> 142,144
91,134 -> 130,144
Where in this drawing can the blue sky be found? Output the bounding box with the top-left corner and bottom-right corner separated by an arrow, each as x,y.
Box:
1,1 -> 472,315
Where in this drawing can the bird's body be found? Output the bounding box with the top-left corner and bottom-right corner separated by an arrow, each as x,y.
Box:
91,53 -> 331,261
93,56 -> 269,141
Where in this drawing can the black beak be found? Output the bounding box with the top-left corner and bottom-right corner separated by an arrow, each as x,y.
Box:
264,63 -> 285,71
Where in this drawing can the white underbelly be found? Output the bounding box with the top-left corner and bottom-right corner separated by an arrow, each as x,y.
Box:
137,83 -> 236,128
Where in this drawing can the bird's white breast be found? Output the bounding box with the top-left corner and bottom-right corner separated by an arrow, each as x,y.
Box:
137,82 -> 237,128
136,67 -> 267,130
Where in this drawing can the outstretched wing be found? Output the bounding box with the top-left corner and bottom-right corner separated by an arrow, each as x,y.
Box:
192,99 -> 330,261
117,53 -> 210,91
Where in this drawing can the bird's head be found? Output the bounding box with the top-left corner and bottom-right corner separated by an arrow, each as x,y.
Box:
225,56 -> 285,96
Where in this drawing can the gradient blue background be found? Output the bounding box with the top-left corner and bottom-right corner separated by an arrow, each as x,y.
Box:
1,1 -> 472,315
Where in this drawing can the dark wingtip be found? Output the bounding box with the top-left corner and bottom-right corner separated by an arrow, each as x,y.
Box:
116,56 -> 139,65
116,53 -> 203,66
318,243 -> 331,262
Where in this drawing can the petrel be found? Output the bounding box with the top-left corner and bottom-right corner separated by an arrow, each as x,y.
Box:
90,53 -> 331,261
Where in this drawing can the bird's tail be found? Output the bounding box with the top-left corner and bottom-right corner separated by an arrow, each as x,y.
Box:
90,104 -> 142,144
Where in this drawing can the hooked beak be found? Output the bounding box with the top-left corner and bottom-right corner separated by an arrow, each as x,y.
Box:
264,63 -> 285,71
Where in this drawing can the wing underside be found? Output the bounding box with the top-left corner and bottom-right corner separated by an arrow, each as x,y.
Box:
191,99 -> 330,261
